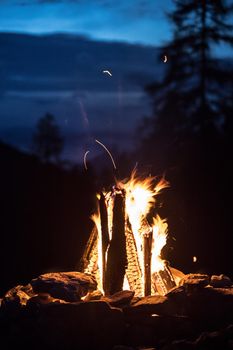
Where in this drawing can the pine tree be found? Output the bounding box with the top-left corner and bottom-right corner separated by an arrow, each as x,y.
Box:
142,0 -> 233,158
33,113 -> 64,163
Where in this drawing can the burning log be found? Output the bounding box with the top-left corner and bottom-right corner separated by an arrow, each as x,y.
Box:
80,172 -> 176,297
125,221 -> 144,297
143,231 -> 153,296
105,190 -> 127,295
152,262 -> 176,296
79,225 -> 98,275
99,192 -> 110,293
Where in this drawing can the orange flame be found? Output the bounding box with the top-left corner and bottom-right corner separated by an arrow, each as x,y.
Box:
89,172 -> 170,296
151,215 -> 168,272
119,172 -> 169,293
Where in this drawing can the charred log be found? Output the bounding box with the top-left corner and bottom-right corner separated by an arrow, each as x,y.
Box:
99,192 -> 110,292
143,231 -> 152,296
105,191 -> 127,295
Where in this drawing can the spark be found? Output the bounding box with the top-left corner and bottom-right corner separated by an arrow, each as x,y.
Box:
102,70 -> 112,77
163,55 -> 168,63
95,139 -> 117,170
83,150 -> 90,170
193,256 -> 197,263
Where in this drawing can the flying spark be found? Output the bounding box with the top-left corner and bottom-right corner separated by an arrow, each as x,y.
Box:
163,55 -> 168,63
193,256 -> 197,263
83,150 -> 90,170
95,139 -> 116,170
102,70 -> 112,77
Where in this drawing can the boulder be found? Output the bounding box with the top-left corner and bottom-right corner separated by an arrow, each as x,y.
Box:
31,271 -> 97,302
210,274 -> 232,288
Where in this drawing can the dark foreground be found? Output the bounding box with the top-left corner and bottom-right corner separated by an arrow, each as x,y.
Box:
1,271 -> 233,350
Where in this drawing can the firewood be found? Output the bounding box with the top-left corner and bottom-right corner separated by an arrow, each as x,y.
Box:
152,263 -> 176,296
144,230 -> 153,296
125,220 -> 143,296
105,191 -> 127,295
99,192 -> 110,293
79,225 -> 98,274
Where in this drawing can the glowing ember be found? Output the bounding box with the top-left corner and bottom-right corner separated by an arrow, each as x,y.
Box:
82,172 -> 176,297
193,256 -> 197,263
83,150 -> 90,170
102,69 -> 112,76
95,139 -> 117,170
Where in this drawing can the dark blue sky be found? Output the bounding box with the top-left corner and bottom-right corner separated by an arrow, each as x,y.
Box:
0,0 -> 174,46
0,0 -> 232,163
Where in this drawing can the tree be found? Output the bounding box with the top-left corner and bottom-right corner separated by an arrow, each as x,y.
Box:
141,0 -> 233,163
137,1 -> 233,274
33,113 -> 64,163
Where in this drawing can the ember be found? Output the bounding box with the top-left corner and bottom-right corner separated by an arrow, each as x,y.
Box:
81,172 -> 178,297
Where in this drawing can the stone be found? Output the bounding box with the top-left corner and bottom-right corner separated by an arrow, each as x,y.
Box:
124,294 -> 178,321
1,285 -> 32,317
162,324 -> 233,350
31,300 -> 124,350
31,271 -> 97,302
82,289 -> 103,301
210,274 -> 233,288
179,274 -> 210,292
102,290 -> 135,307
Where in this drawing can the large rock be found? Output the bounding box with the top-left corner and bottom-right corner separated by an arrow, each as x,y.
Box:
31,271 -> 97,302
210,274 -> 233,288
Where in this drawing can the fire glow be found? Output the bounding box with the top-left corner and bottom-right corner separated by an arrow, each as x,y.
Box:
81,172 -> 177,297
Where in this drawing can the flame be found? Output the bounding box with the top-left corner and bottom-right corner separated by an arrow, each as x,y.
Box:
151,215 -> 168,272
91,212 -> 103,293
86,171 -> 170,296
119,172 -> 169,293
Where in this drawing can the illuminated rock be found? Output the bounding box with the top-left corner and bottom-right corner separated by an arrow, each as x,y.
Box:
210,274 -> 232,288
31,271 -> 97,302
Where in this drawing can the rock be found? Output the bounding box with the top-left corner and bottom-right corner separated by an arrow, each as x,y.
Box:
102,290 -> 135,307
1,285 -> 32,317
82,289 -> 103,301
183,286 -> 233,328
1,270 -> 233,350
33,301 -> 124,350
26,293 -> 66,315
179,274 -> 210,291
210,274 -> 233,288
162,325 -> 233,350
124,294 -> 179,321
31,271 -> 97,302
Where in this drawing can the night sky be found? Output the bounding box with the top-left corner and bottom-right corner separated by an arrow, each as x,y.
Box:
0,0 -> 232,162
0,0 -> 174,46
